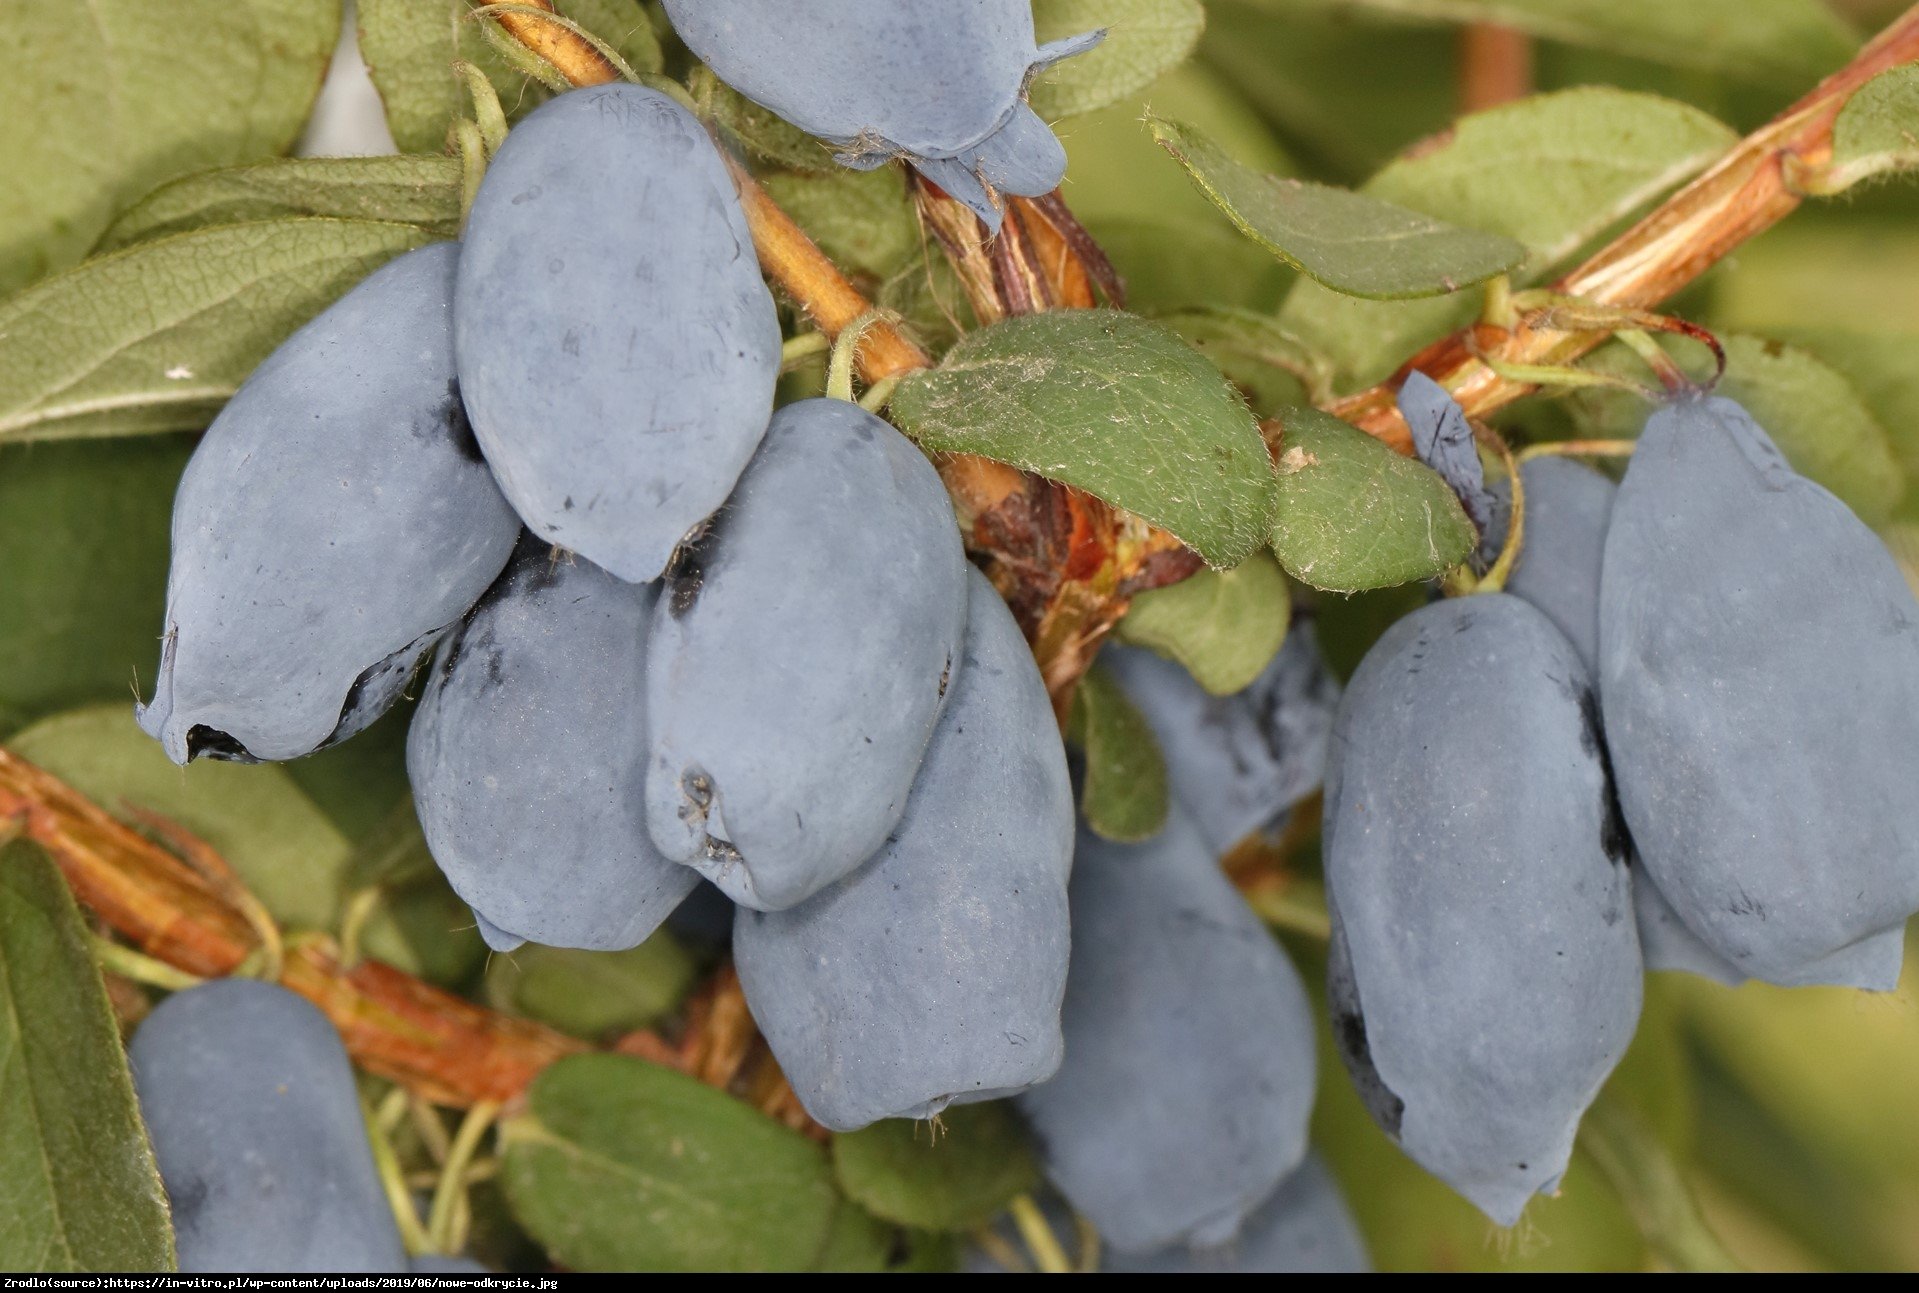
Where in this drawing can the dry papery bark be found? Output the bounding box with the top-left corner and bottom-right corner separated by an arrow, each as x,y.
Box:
7,3 -> 1917,1118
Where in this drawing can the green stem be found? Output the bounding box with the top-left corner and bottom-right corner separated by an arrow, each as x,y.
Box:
427,1101 -> 499,1255
88,934 -> 204,992
1008,1194 -> 1071,1275
1578,1091 -> 1742,1272
476,18 -> 573,93
1244,886 -> 1332,942
363,1093 -> 436,1258
454,119 -> 488,228
1482,274 -> 1518,330
779,330 -> 830,372
1473,427 -> 1524,596
1517,438 -> 1637,464
338,886 -> 381,971
825,309 -> 891,404
453,62 -> 509,155
858,373 -> 902,413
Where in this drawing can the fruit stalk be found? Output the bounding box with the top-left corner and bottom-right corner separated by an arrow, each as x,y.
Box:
1332,4 -> 1919,449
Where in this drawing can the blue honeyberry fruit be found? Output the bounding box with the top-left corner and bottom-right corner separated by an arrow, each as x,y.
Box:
127,979 -> 407,1272
408,538 -> 697,951
410,1255 -> 490,1273
1600,396 -> 1919,985
1101,623 -> 1339,857
136,242 -> 519,765
1105,1153 -> 1371,1275
455,85 -> 781,584
644,397 -> 968,911
1016,807 -> 1316,1254
1483,455 -> 1618,671
733,568 -> 1072,1131
1489,452 -> 1901,990
1324,593 -> 1642,1227
661,0 -> 1101,230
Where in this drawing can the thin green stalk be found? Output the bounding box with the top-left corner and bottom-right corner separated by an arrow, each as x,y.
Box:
427,1101 -> 500,1255
1578,1091 -> 1742,1272
88,934 -> 204,992
363,1094 -> 436,1257
1009,1194 -> 1071,1275
453,61 -> 509,155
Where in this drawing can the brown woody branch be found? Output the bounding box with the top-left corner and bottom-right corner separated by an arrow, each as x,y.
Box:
1330,5 -> 1919,451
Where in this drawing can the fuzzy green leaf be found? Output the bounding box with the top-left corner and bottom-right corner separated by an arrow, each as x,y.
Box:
1278,88 -> 1735,388
1069,663 -> 1170,843
1822,65 -> 1919,193
484,936 -> 700,1039
0,841 -> 175,1272
1030,0 -> 1207,120
0,0 -> 338,295
100,157 -> 462,251
0,437 -> 189,736
1115,551 -> 1292,694
1268,406 -> 1475,591
690,67 -> 838,172
890,310 -> 1276,567
831,1104 -> 1040,1232
501,1055 -> 840,1272
1149,115 -> 1525,298
0,219 -> 431,444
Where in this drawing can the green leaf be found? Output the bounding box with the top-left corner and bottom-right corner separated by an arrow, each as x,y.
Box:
759,167 -> 922,283
1257,0 -> 1858,89
1278,88 -> 1736,388
1148,115 -> 1526,298
484,935 -> 699,1039
1115,551 -> 1292,694
0,0 -> 339,295
810,1201 -> 896,1272
889,310 -> 1276,567
1090,216 -> 1295,314
1821,65 -> 1919,193
1268,406 -> 1475,591
0,840 -> 175,1272
501,1054 -> 840,1272
1029,0 -> 1207,120
5,705 -> 355,932
831,1103 -> 1040,1233
100,156 -> 462,251
0,436 -> 191,736
1768,328 -> 1919,496
1153,306 -> 1326,415
1571,335 -> 1907,526
690,67 -> 837,172
1068,663 -> 1170,842
358,0 -> 529,154
0,219 -> 433,444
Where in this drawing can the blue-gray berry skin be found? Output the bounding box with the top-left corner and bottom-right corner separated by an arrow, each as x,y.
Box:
470,908 -> 527,955
1106,1154 -> 1371,1274
136,243 -> 519,765
1324,593 -> 1641,1227
455,85 -> 780,583
1102,624 -> 1339,857
1486,456 -> 1618,671
1600,396 -> 1919,984
1016,807 -> 1315,1254
410,1255 -> 490,1273
409,540 -> 697,951
1399,371 -> 1495,536
661,0 -> 1099,229
644,398 -> 968,911
734,568 -> 1072,1131
127,980 -> 406,1273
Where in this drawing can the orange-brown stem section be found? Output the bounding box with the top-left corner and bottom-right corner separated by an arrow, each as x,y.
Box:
1460,25 -> 1534,113
1335,7 -> 1919,450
